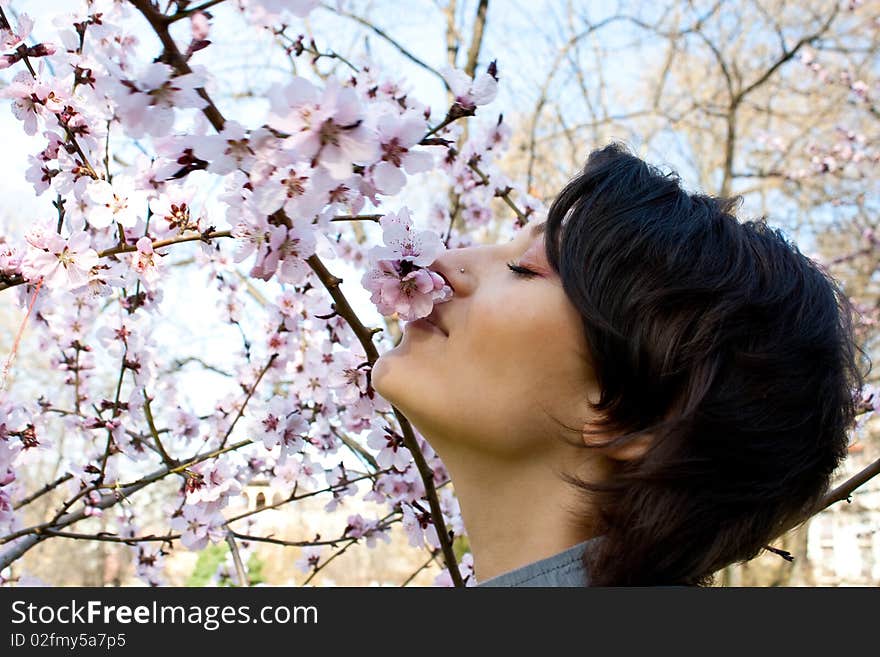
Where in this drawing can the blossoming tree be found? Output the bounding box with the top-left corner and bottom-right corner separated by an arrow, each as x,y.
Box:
0,0 -> 528,587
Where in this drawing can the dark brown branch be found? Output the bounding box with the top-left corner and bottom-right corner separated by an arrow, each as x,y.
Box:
230,530 -> 386,549
765,454 -> 880,561
167,356 -> 234,378
129,0 -> 227,131
817,455 -> 880,513
329,213 -> 383,223
40,529 -> 179,544
167,0 -> 228,23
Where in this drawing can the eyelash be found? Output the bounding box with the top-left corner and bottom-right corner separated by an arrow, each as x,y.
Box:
506,261 -> 538,277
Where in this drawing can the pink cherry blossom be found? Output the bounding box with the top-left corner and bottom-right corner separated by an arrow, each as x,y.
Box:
401,502 -> 441,549
0,240 -> 21,279
95,311 -> 147,355
369,207 -> 446,266
267,76 -> 380,179
273,453 -> 321,491
253,160 -> 334,220
0,399 -> 24,534
255,396 -> 308,455
148,185 -> 201,235
361,260 -> 450,320
184,458 -> 243,508
169,503 -> 228,551
192,121 -> 262,175
359,208 -> 453,319
170,407 -> 201,442
230,211 -> 287,281
325,349 -> 370,404
20,230 -> 98,291
1,10 -> 31,50
0,70 -> 64,135
83,489 -> 104,517
323,464 -> 360,512
372,110 -> 434,194
121,512 -> 166,586
294,545 -> 323,574
99,61 -> 208,138
276,288 -> 306,317
130,236 -> 162,289
190,11 -> 211,40
276,222 -> 318,285
344,513 -> 392,548
25,152 -> 56,195
440,61 -> 499,111
366,427 -> 412,472
86,177 -> 147,229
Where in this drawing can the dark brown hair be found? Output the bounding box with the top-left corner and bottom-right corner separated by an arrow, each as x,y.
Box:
544,141 -> 869,586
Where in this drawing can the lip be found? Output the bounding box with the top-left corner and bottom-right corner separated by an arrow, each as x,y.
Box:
407,317 -> 447,337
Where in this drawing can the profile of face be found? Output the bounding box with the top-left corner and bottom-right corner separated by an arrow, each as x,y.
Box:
371,219 -> 602,465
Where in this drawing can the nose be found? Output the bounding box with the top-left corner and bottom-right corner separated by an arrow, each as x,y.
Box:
428,247 -> 475,299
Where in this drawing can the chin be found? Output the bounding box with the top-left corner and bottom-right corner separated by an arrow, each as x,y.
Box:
371,356 -> 389,393
370,355 -> 402,403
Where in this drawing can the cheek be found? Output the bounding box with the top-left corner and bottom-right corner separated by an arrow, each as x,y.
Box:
466,287 -> 589,397
466,289 -> 560,379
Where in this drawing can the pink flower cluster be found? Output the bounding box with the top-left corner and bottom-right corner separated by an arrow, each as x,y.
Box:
360,208 -> 453,321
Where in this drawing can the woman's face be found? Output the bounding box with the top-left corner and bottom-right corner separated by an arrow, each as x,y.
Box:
371,219 -> 600,461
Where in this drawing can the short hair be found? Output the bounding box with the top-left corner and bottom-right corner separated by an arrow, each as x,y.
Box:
543,141 -> 869,586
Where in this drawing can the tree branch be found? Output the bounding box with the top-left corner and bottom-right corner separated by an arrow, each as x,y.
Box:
463,0 -> 489,77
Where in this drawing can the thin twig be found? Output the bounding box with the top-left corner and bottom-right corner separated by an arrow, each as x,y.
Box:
12,474 -> 73,511
143,392 -> 177,467
225,529 -> 250,587
468,159 -> 528,225
401,549 -> 440,587
167,0 -> 229,23
319,3 -> 446,85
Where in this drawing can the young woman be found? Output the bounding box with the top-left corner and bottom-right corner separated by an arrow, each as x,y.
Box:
370,141 -> 868,587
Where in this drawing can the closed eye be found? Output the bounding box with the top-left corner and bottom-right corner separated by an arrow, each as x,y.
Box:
506,261 -> 538,277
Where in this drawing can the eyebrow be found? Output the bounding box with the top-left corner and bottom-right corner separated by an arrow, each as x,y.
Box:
530,221 -> 547,237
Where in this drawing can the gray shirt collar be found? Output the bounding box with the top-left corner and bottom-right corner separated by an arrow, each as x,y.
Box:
475,535 -> 604,587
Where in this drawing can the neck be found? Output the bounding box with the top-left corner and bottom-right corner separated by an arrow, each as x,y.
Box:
439,446 -> 601,583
